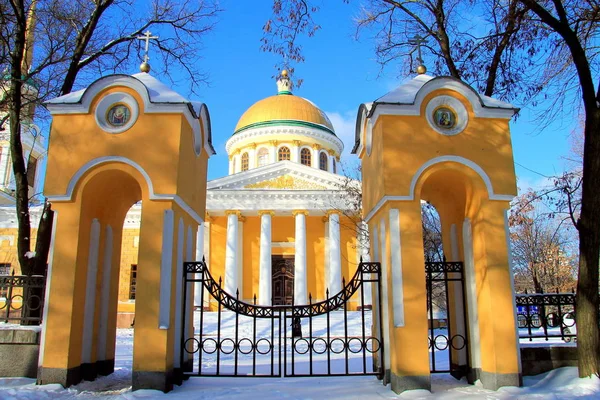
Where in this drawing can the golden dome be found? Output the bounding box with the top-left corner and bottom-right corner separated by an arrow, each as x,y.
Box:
234,94 -> 335,134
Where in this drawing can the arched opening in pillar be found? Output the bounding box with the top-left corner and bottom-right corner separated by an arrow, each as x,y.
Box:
114,201 -> 143,371
71,164 -> 145,382
416,163 -> 487,380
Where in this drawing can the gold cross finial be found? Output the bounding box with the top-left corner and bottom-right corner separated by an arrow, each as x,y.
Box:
408,34 -> 428,74
137,30 -> 158,73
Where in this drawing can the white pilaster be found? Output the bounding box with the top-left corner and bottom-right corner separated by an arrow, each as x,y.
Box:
291,141 -> 301,163
328,212 -> 342,295
269,141 -> 277,163
259,211 -> 274,305
82,218 -> 100,364
328,151 -> 335,173
225,211 -> 239,294
389,209 -> 404,327
463,217 -> 481,370
312,145 -> 320,169
228,157 -> 234,175
248,145 -> 257,170
194,222 -> 205,307
173,218 -> 185,368
293,210 -> 308,304
159,209 -> 174,329
97,225 -> 113,361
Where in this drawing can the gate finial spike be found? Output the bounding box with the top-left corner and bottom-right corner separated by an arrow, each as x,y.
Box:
342,277 -> 346,286
309,293 -> 312,304
236,288 -> 239,298
360,256 -> 363,263
202,255 -> 206,263
326,288 -> 329,298
253,294 -> 257,304
219,276 -> 222,287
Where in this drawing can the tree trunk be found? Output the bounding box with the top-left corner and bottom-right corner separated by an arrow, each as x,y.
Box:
576,108 -> 600,377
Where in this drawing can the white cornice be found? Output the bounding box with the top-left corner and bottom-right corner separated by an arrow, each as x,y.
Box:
45,75 -> 213,157
225,125 -> 344,156
207,160 -> 357,190
206,189 -> 354,214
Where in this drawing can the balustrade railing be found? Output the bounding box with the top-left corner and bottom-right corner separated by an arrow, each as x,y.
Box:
516,292 -> 577,343
0,271 -> 45,325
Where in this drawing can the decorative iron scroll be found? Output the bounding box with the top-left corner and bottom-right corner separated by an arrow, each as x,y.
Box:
425,261 -> 469,376
515,292 -> 577,342
181,260 -> 385,379
0,273 -> 46,324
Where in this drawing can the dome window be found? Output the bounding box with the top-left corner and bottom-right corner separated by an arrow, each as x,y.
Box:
319,152 -> 328,171
300,148 -> 311,166
257,148 -> 269,167
241,152 -> 249,171
278,146 -> 291,161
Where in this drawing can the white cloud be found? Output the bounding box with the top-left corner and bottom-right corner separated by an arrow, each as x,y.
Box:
325,110 -> 357,156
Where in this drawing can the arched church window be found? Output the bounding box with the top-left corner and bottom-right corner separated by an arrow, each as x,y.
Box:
319,152 -> 328,171
278,146 -> 291,161
241,152 -> 249,171
300,148 -> 311,166
257,148 -> 269,167
333,158 -> 337,174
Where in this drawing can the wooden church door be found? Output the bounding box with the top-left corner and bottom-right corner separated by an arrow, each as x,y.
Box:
271,255 -> 294,305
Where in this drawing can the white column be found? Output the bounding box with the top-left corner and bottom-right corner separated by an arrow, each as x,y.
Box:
233,153 -> 240,173
312,145 -> 320,169
328,151 -> 335,173
463,217 -> 481,371
237,217 -> 244,298
225,211 -> 239,294
194,222 -> 205,307
293,210 -> 308,304
291,140 -> 301,163
328,212 -> 342,295
259,211 -> 274,305
228,156 -> 234,175
358,221 -> 372,306
248,145 -> 257,169
269,141 -> 277,163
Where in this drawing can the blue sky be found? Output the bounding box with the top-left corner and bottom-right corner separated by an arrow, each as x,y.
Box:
174,1 -> 575,188
42,1 -> 575,191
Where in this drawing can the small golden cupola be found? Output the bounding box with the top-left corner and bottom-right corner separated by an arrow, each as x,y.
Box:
225,71 -> 344,175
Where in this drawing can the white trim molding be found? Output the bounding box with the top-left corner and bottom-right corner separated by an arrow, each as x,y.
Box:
158,209 -> 174,329
364,155 -> 515,223
45,74 -> 214,157
44,156 -> 203,224
389,209 -> 405,327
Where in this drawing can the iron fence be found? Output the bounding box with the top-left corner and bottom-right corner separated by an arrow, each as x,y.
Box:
515,292 -> 577,342
0,271 -> 46,325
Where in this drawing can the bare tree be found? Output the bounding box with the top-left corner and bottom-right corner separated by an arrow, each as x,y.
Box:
0,0 -> 220,322
510,190 -> 577,293
264,0 -> 600,377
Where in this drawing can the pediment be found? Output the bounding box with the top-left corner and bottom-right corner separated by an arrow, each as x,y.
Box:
207,161 -> 355,191
243,174 -> 327,190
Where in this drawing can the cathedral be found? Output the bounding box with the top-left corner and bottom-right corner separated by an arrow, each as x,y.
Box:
0,70 -> 366,326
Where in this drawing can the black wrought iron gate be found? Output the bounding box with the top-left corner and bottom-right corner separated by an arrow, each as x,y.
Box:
425,261 -> 469,377
181,260 -> 384,379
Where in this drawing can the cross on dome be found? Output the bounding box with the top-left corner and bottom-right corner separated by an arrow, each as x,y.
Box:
277,70 -> 292,94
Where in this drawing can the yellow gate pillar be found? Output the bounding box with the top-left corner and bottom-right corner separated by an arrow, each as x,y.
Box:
39,72 -> 214,392
353,74 -> 521,393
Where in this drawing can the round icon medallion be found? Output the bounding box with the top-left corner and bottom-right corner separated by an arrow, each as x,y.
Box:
433,107 -> 457,130
106,104 -> 131,127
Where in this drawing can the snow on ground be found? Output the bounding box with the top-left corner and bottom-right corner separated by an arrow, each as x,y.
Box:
1,312 -> 599,399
